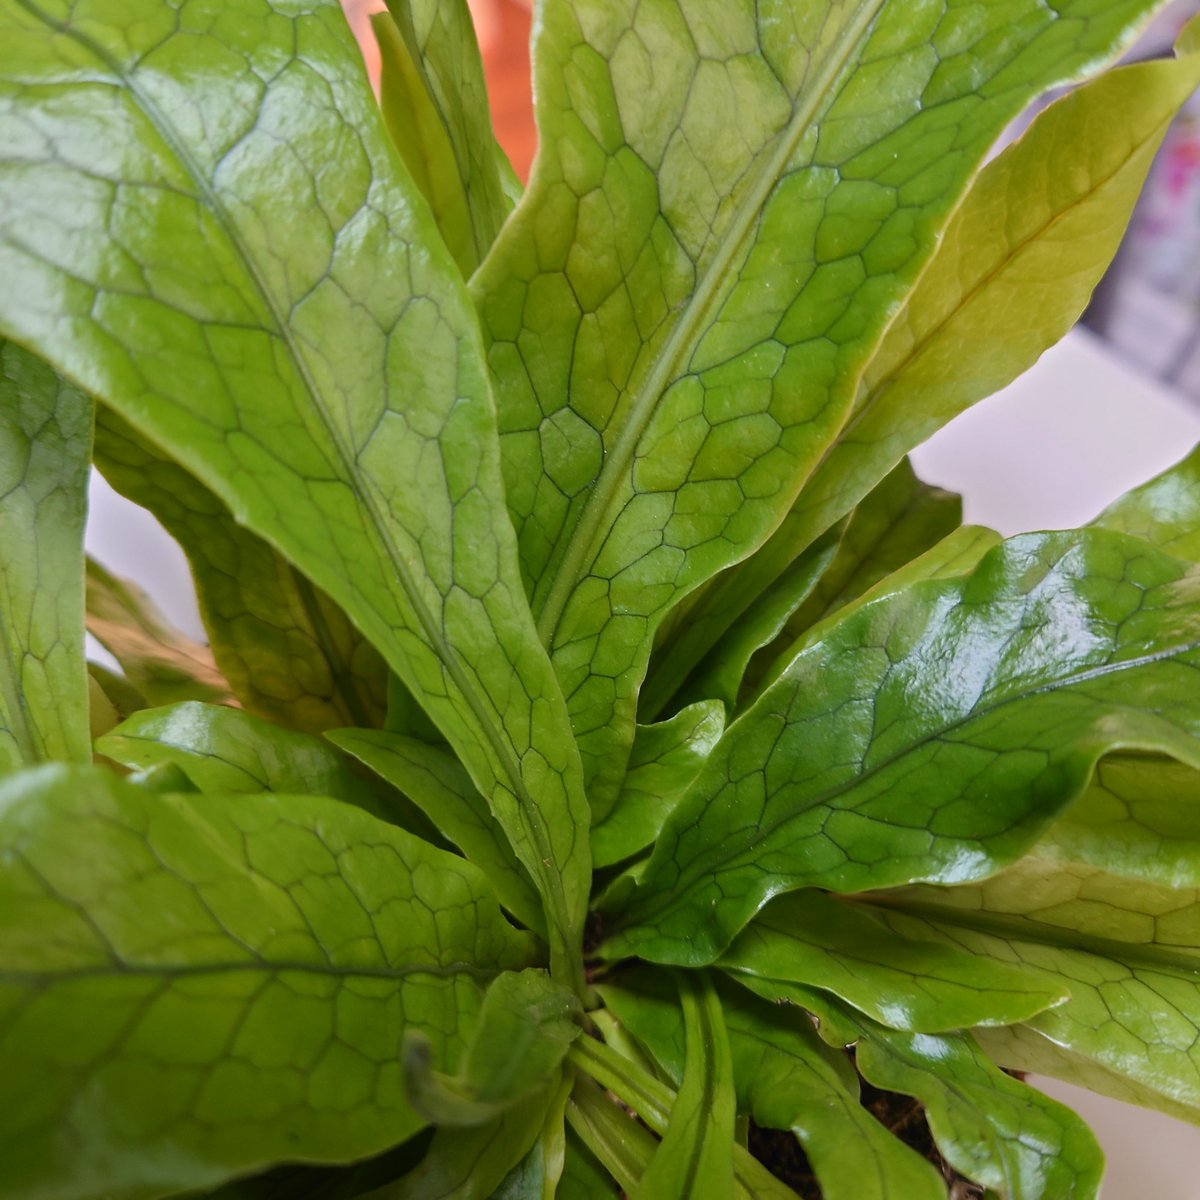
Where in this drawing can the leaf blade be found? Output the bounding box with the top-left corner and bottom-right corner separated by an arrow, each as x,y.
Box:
476,0 -> 1164,809
674,31 -> 1200,679
0,340 -> 91,770
609,531 -> 1200,964
0,764 -> 536,1200
0,0 -> 590,984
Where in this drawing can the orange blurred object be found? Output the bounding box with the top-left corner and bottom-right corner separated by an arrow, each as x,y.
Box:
341,0 -> 536,182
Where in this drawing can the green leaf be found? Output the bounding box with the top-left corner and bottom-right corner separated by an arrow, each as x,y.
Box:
372,0 -> 516,276
643,526 -> 844,721
975,1021 -> 1200,1126
1034,752 -> 1200,889
0,764 -> 536,1200
718,890 -> 1067,1032
557,1129 -> 620,1200
656,460 -> 961,718
872,802 -> 1200,1121
328,727 -> 544,932
85,559 -> 235,709
855,1025 -> 1104,1200
361,1080 -> 563,1200
0,0 -> 590,987
1092,442 -> 1200,562
95,701 -> 427,832
488,1067 -> 574,1200
630,972 -> 734,1200
474,0 -> 1162,811
0,340 -> 92,771
607,531 -> 1200,965
93,409 -> 387,733
569,1032 -> 799,1200
591,701 -> 724,868
402,970 -> 579,1126
599,969 -> 944,1200
673,29 -> 1200,677
565,1078 -> 658,1198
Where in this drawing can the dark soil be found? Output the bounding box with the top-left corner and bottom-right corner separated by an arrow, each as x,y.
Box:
749,1076 -> 986,1199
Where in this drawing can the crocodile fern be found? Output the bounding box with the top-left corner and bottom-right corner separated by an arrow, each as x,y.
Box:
1,1 -> 1199,1197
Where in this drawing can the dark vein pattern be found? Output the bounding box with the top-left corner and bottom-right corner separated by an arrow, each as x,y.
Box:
0,766 -> 535,1199
0,340 -> 91,771
0,0 -> 589,970
475,0 -> 1161,809
608,531 -> 1200,963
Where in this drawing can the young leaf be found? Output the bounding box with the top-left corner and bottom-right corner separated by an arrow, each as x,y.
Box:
0,0 -> 590,988
94,409 -> 387,732
95,701 -> 428,832
675,30 -> 1200,674
607,531 -> 1200,964
565,1078 -> 658,1198
490,1067 -> 574,1200
0,765 -> 536,1200
1092,442 -> 1200,561
558,1128 -> 620,1200
590,700 -> 724,868
474,0 -> 1162,810
718,889 -> 1067,1032
372,0 -> 516,276
0,340 -> 91,771
571,1012 -> 803,1200
600,969 -> 945,1200
85,559 -> 235,709
402,970 -> 579,1126
656,459 -> 960,718
630,972 -> 734,1200
855,1026 -> 1104,1200
360,1083 -> 560,1200
328,727 -> 543,932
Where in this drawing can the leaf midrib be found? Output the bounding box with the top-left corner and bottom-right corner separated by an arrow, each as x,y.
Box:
16,0 -> 572,938
628,630 -> 1200,932
533,0 -> 888,646
1,958 -> 502,984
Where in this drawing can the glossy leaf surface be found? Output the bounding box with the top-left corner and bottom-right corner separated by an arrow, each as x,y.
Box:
876,814 -> 1200,1120
0,765 -> 536,1200
0,340 -> 91,771
95,702 -> 421,830
1032,752 -> 1200,889
609,532 -> 1200,964
1093,442 -> 1200,562
678,31 -> 1200,671
0,0 -> 589,984
476,0 -> 1160,808
660,460 -> 960,716
94,410 -> 387,733
858,1025 -> 1103,1200
719,890 -> 1067,1032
